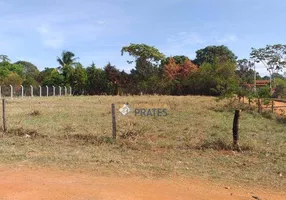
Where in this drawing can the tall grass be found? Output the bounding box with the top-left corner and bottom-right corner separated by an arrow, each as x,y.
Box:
0,96 -> 285,189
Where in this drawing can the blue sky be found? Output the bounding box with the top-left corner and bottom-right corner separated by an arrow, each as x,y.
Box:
1,0 -> 286,76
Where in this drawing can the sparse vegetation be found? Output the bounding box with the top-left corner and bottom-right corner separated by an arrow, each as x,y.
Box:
0,96 -> 285,190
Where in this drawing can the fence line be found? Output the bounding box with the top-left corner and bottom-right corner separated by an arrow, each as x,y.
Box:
0,85 -> 73,99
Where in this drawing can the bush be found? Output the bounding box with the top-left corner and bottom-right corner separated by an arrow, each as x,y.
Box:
261,110 -> 274,119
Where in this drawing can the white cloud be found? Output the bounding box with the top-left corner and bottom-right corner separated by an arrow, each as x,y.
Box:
0,0 -> 133,51
97,20 -> 107,25
161,31 -> 240,59
167,32 -> 205,46
37,25 -> 64,49
167,32 -> 238,46
215,34 -> 238,44
161,32 -> 205,57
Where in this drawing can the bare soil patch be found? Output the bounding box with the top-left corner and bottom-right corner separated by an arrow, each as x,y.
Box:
0,166 -> 285,200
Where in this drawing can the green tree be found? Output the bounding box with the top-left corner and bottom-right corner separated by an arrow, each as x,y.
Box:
198,58 -> 239,96
39,68 -> 64,86
14,61 -> 40,87
7,63 -> 23,77
104,63 -> 121,95
193,45 -> 237,66
121,43 -> 165,93
161,55 -> 190,67
250,44 -> 286,88
22,76 -> 38,87
272,73 -> 285,80
14,61 -> 40,79
0,65 -> 11,84
70,63 -> 87,95
3,72 -> 23,87
121,43 -> 165,77
0,61 -> 23,84
86,63 -> 108,95
236,59 -> 256,84
118,70 -> 132,95
273,78 -> 286,98
0,55 -> 11,63
57,51 -> 78,84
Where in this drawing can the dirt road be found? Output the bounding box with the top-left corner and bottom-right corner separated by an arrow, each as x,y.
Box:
0,166 -> 285,200
273,100 -> 286,115
244,98 -> 286,115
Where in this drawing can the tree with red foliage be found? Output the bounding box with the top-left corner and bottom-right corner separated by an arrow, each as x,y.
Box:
163,57 -> 198,94
163,58 -> 180,80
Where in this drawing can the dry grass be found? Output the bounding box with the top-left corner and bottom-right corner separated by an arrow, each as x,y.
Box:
0,96 -> 285,190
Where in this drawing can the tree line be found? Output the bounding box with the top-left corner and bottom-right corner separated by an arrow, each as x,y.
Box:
0,43 -> 285,96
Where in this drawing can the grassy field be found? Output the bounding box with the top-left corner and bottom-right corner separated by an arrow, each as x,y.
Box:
0,96 -> 285,190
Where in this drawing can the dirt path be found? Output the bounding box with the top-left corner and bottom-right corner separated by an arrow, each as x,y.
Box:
0,166 -> 285,200
244,98 -> 286,115
273,101 -> 286,115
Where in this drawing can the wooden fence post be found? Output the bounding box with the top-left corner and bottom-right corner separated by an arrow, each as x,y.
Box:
271,100 -> 274,113
111,104 -> 116,140
2,99 -> 6,132
233,110 -> 242,152
257,99 -> 262,113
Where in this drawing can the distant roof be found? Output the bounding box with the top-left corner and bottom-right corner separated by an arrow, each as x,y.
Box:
241,80 -> 270,87
256,80 -> 270,83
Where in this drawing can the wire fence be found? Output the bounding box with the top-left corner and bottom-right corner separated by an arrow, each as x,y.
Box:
241,97 -> 286,115
0,85 -> 72,98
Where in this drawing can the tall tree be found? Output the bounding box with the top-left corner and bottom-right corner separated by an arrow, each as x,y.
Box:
69,63 -> 87,95
104,63 -> 121,95
57,51 -> 77,68
4,72 -> 23,87
197,58 -> 239,96
121,43 -> 165,77
14,61 -> 39,79
272,73 -> 285,80
161,55 -> 190,67
236,59 -> 256,84
0,55 -> 11,63
57,51 -> 78,85
86,63 -> 108,95
0,61 -> 23,77
163,58 -> 198,95
121,43 -> 165,93
250,44 -> 286,88
193,45 -> 237,66
0,61 -> 23,85
39,68 -> 64,86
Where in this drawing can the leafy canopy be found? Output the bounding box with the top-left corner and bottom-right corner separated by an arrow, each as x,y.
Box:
250,44 -> 286,74
121,43 -> 165,82
194,45 -> 237,66
121,43 -> 165,63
